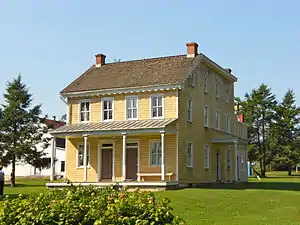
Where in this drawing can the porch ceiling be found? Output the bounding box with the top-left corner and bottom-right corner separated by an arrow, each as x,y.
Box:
50,118 -> 177,136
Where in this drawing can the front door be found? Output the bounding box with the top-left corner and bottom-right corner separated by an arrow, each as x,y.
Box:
126,143 -> 138,180
101,148 -> 112,180
216,152 -> 221,181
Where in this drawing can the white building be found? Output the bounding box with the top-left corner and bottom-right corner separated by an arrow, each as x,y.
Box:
3,119 -> 66,180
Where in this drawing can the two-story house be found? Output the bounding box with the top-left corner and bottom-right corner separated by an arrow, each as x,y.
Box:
48,42 -> 248,189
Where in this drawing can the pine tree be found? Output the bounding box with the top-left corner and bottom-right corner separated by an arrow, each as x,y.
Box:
273,90 -> 300,175
238,84 -> 277,177
0,75 -> 49,187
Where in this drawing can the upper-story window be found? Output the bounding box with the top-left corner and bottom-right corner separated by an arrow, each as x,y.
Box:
126,96 -> 138,120
151,94 -> 163,119
204,76 -> 208,93
204,105 -> 209,127
226,113 -> 230,133
215,109 -> 220,129
102,97 -> 113,121
187,98 -> 193,122
79,100 -> 91,122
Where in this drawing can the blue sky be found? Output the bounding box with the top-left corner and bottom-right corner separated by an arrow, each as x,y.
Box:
0,0 -> 299,119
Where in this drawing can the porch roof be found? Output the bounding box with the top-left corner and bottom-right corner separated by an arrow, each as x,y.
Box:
211,137 -> 248,144
50,118 -> 177,136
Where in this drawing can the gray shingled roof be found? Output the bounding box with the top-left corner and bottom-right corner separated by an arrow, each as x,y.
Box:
61,55 -> 197,94
50,118 -> 177,135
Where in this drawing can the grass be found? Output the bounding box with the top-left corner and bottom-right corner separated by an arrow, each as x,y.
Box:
1,172 -> 300,224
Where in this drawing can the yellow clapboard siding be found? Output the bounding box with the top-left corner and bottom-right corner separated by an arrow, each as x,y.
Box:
68,91 -> 177,124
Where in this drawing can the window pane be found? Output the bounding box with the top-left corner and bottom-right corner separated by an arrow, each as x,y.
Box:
85,112 -> 90,121
104,111 -> 108,120
158,97 -> 162,106
152,108 -> 157,117
132,109 -> 137,118
86,102 -> 90,111
158,107 -> 162,117
104,101 -> 108,110
152,97 -> 157,107
108,100 -> 112,109
109,110 -> 113,119
132,98 -> 137,108
128,109 -> 132,119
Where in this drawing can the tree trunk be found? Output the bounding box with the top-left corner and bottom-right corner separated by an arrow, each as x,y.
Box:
11,153 -> 16,187
288,164 -> 292,176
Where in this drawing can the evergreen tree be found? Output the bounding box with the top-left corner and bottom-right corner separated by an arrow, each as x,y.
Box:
273,90 -> 300,175
238,84 -> 277,177
0,75 -> 49,187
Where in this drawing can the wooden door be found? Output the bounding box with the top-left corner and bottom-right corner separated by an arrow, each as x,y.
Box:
101,149 -> 112,180
126,148 -> 138,180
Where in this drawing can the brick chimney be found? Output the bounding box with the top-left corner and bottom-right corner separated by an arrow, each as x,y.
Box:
186,42 -> 198,58
95,54 -> 106,67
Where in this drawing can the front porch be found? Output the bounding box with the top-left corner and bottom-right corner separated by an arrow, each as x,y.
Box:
49,119 -> 178,185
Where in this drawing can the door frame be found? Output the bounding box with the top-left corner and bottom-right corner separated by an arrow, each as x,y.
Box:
126,139 -> 140,179
216,151 -> 221,181
98,140 -> 115,181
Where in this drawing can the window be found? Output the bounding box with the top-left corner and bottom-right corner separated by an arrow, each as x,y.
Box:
204,76 -> 208,93
77,144 -> 90,167
79,100 -> 91,122
126,96 -> 138,120
226,88 -> 229,103
204,105 -> 209,127
189,74 -> 195,87
215,110 -> 220,129
61,161 -> 65,172
226,113 -> 230,133
215,79 -> 220,99
150,141 -> 161,166
226,147 -> 231,167
187,142 -> 193,167
204,145 -> 210,169
102,98 -> 113,121
187,98 -> 193,122
56,138 -> 66,148
151,95 -> 163,118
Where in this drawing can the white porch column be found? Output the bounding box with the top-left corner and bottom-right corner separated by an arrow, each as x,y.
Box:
160,131 -> 165,181
83,134 -> 88,182
234,142 -> 238,182
50,136 -> 56,181
121,132 -> 127,181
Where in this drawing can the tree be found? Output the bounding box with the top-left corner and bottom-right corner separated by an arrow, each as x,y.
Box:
237,84 -> 277,177
272,90 -> 300,175
0,75 -> 49,186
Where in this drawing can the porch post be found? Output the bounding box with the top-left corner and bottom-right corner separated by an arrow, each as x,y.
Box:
160,131 -> 165,181
121,132 -> 126,181
234,142 -> 238,182
50,136 -> 56,181
83,134 -> 88,182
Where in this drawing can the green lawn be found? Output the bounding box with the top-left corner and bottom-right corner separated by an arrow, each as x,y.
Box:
2,172 -> 300,225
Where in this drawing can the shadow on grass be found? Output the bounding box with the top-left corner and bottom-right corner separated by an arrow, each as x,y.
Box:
4,183 -> 45,188
195,182 -> 300,191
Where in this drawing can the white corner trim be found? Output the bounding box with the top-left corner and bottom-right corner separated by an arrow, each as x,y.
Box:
176,130 -> 179,181
175,89 -> 179,118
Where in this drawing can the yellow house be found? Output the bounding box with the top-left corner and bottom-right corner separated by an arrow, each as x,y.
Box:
48,42 -> 248,189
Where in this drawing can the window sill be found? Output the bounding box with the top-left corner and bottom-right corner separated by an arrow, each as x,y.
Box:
204,124 -> 209,128
186,165 -> 193,168
151,117 -> 164,120
149,165 -> 161,168
204,167 -> 210,170
101,119 -> 114,122
76,165 -> 91,169
187,120 -> 192,124
204,90 -> 208,94
79,121 -> 91,123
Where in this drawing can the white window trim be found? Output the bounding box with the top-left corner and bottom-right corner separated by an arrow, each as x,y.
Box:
101,97 -> 114,122
76,143 -> 91,168
149,94 -> 164,119
187,98 -> 193,122
187,141 -> 194,168
215,77 -> 220,99
189,74 -> 195,87
216,109 -> 220,129
125,96 -> 138,120
78,99 -> 91,123
204,76 -> 208,93
204,145 -> 210,169
149,139 -> 161,167
204,105 -> 209,127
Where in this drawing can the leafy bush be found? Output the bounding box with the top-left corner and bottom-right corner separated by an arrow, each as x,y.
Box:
0,186 -> 184,225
